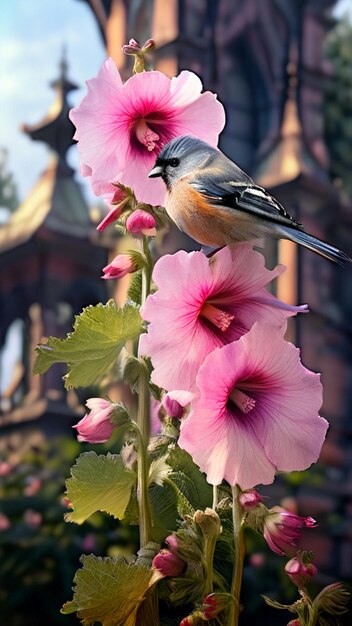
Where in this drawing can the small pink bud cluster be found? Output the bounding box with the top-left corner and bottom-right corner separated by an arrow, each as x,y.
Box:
285,555 -> 317,590
263,506 -> 317,556
152,534 -> 186,577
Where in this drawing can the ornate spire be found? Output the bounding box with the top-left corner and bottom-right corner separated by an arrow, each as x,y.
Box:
21,48 -> 78,174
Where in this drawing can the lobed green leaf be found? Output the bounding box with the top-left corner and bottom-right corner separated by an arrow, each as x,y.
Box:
65,452 -> 136,524
61,554 -> 162,625
34,300 -> 143,388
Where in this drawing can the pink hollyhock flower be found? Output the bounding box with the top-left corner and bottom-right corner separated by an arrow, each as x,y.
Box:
285,556 -> 317,589
140,245 -> 307,392
69,59 -> 225,205
126,209 -> 156,237
263,506 -> 318,556
239,489 -> 262,512
102,253 -> 137,280
73,398 -> 116,443
178,323 -> 328,488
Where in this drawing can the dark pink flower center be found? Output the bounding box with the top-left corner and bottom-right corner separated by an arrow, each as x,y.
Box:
229,388 -> 256,414
200,302 -> 234,332
134,119 -> 160,151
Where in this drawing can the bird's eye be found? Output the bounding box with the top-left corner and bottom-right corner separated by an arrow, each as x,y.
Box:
169,158 -> 180,168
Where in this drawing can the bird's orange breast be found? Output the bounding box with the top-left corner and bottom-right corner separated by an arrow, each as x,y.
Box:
166,179 -> 258,247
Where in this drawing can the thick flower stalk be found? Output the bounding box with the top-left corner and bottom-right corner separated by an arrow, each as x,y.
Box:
140,245 -> 307,392
178,322 -> 328,488
69,59 -> 225,205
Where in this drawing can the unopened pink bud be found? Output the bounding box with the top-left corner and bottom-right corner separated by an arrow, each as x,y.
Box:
263,506 -> 317,556
239,490 -> 262,511
162,394 -> 185,418
162,391 -> 193,418
152,549 -> 185,577
285,557 -> 317,589
287,620 -> 301,626
305,516 -> 318,528
73,398 -> 115,443
126,209 -> 156,237
165,534 -> 179,553
202,593 -> 231,619
102,254 -> 137,280
180,618 -> 193,626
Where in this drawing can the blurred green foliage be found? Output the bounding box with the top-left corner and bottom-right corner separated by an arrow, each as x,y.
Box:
0,435 -> 139,626
324,18 -> 352,199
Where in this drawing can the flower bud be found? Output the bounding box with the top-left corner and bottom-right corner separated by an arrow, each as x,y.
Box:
162,391 -> 193,419
193,507 -> 221,539
97,202 -> 125,232
142,39 -> 155,52
73,398 -> 117,443
165,534 -> 179,553
263,506 -> 317,556
122,38 -> 142,55
126,209 -> 156,237
202,593 -> 232,619
152,549 -> 185,577
285,556 -> 317,589
102,254 -> 138,280
287,620 -> 301,626
239,489 -> 262,511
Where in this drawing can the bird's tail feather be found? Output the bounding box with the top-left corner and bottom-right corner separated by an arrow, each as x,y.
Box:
276,226 -> 351,265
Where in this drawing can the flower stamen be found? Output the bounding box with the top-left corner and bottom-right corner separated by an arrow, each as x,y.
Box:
230,388 -> 256,414
135,119 -> 160,151
200,302 -> 234,332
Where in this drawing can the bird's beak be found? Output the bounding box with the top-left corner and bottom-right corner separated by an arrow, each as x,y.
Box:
148,165 -> 163,178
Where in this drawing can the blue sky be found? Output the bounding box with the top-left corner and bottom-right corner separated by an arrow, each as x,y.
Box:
0,0 -> 351,205
0,0 -> 105,203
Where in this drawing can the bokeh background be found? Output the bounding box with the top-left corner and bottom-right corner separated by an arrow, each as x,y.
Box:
1,1 -> 352,624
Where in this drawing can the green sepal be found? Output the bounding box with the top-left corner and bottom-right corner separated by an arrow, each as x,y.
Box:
61,554 -> 163,625
65,452 -> 136,524
34,300 -> 143,388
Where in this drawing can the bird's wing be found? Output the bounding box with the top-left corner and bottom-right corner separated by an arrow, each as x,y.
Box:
190,157 -> 303,230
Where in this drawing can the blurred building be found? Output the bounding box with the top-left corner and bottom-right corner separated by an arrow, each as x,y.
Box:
81,0 -> 352,581
0,55 -> 109,454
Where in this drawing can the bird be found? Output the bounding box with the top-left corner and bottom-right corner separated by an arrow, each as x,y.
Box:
148,135 -> 351,264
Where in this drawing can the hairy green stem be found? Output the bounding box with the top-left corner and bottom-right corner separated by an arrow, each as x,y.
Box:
227,485 -> 245,626
136,237 -> 153,548
203,535 -> 217,596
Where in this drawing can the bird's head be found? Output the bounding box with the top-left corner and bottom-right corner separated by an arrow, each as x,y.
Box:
148,135 -> 218,190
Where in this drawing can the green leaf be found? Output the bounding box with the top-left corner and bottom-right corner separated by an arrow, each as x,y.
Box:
61,554 -> 162,626
168,446 -> 212,512
34,300 -> 143,388
65,452 -> 136,524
